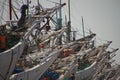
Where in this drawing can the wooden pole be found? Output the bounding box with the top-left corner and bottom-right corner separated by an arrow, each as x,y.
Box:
67,0 -> 71,42
81,16 -> 85,38
9,0 -> 12,20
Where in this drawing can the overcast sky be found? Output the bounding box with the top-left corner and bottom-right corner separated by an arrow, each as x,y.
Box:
0,0 -> 120,64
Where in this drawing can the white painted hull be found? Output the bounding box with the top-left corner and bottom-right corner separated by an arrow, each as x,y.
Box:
75,61 -> 97,80
58,61 -> 77,80
9,50 -> 61,80
9,41 -> 79,80
57,41 -> 112,80
56,48 -> 97,80
0,41 -> 24,80
57,61 -> 97,80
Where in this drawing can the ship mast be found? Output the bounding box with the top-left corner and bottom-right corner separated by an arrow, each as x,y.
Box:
67,0 -> 71,42
81,16 -> 85,38
27,0 -> 29,16
9,0 -> 12,20
59,0 -> 62,29
57,0 -> 62,30
57,0 -> 62,45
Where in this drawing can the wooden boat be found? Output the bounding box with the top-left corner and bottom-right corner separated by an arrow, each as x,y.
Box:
42,41 -> 112,80
75,48 -> 118,80
0,3 -> 28,80
9,31 -> 96,80
0,0 -> 119,80
90,48 -> 119,80
0,1 -> 66,80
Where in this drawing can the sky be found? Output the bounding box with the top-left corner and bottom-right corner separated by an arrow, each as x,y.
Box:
0,0 -> 120,64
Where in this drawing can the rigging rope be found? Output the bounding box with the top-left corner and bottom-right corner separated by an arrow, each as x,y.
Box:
0,73 -> 5,80
0,1 -> 6,24
5,49 -> 14,80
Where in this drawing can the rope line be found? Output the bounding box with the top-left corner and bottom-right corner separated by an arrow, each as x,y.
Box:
5,49 -> 14,80
0,73 -> 5,80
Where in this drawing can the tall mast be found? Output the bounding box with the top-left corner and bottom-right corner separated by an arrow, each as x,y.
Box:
37,0 -> 40,6
56,4 -> 58,21
67,0 -> 71,42
57,0 -> 62,45
81,16 -> 85,38
27,0 -> 29,16
58,0 -> 62,29
68,0 -> 71,24
9,0 -> 12,20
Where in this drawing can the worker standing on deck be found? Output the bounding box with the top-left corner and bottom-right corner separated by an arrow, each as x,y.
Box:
17,4 -> 28,27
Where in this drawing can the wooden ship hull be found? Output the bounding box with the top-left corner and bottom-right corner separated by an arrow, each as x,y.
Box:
75,48 -> 118,80
0,0 -> 119,80
48,41 -> 112,80
0,41 -> 24,80
9,42 -> 75,80
0,1 -> 66,80
9,33 -> 96,80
